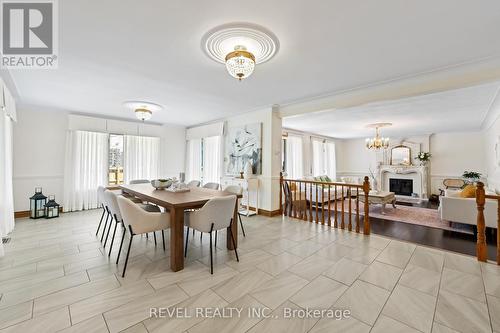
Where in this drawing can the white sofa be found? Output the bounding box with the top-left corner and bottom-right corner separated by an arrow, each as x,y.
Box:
439,189 -> 498,228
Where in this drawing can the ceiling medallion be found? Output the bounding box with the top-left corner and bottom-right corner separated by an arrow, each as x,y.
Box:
201,22 -> 279,81
365,123 -> 392,150
123,101 -> 163,122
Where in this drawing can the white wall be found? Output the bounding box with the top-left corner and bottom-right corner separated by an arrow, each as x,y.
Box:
13,107 -> 68,211
13,107 -> 186,211
335,132 -> 485,194
484,113 -> 500,191
219,107 -> 282,212
429,132 -> 485,193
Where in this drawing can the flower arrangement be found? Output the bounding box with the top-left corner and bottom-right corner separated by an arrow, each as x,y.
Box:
415,152 -> 432,162
462,171 -> 481,184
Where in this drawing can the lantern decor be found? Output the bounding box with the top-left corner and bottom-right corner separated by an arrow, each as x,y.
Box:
44,195 -> 60,219
30,187 -> 47,219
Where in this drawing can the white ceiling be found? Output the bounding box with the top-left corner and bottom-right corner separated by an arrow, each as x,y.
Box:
7,0 -> 500,126
283,82 -> 500,138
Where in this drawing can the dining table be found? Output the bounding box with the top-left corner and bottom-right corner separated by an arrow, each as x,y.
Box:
119,183 -> 242,272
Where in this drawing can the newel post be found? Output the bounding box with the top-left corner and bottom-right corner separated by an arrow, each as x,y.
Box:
476,182 -> 487,262
363,176 -> 370,235
279,172 -> 284,216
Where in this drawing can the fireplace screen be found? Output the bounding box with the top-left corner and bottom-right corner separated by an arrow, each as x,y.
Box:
389,178 -> 413,196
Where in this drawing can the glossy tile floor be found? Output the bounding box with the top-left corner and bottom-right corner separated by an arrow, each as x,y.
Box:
1,210 -> 499,333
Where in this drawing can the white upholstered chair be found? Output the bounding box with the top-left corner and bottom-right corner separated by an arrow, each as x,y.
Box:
96,186 -> 110,239
117,196 -> 170,277
184,195 -> 238,274
187,180 -> 201,188
203,182 -> 220,190
224,185 -> 246,237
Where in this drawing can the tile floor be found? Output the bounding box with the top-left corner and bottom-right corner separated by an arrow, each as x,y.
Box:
0,210 -> 499,333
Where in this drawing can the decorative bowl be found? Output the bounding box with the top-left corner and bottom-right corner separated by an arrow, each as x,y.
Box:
151,179 -> 172,190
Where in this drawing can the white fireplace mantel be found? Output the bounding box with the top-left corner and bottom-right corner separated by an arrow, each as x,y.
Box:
377,165 -> 429,199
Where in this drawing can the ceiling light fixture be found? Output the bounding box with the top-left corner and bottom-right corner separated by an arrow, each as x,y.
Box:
123,101 -> 163,122
365,123 -> 392,150
134,108 -> 152,121
225,45 -> 256,81
201,23 -> 279,81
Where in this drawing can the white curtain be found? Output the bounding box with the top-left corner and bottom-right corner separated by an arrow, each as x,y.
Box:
285,135 -> 303,179
312,138 -> 336,179
63,130 -> 109,212
202,136 -> 221,184
0,112 -> 15,256
325,141 -> 336,179
123,135 -> 160,183
312,138 -> 325,176
186,139 -> 202,182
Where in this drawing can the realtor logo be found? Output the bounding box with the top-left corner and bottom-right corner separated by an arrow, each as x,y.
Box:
1,0 -> 58,68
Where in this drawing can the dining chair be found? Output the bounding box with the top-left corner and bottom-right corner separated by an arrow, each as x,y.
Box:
203,182 -> 220,190
116,196 -> 170,277
129,179 -> 150,184
96,186 -> 109,238
184,195 -> 238,274
123,179 -> 150,203
224,185 -> 246,237
187,180 -> 201,188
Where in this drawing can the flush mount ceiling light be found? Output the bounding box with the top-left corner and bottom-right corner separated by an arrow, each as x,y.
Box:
123,101 -> 163,122
365,123 -> 392,150
201,22 -> 279,81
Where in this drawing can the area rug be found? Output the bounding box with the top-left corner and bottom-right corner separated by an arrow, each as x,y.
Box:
325,200 -> 473,234
368,204 -> 473,233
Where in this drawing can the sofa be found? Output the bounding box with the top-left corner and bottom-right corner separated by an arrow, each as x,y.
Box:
439,189 -> 498,228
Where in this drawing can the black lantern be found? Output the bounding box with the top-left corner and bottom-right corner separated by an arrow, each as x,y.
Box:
44,195 -> 60,219
30,187 -> 47,219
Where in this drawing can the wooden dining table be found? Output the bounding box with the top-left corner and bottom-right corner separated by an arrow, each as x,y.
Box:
119,183 -> 242,272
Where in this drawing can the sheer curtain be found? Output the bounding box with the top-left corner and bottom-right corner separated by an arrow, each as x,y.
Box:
63,130 -> 109,212
186,139 -> 202,182
0,112 -> 15,256
311,138 -> 336,179
285,135 -> 303,178
202,136 -> 221,184
123,135 -> 160,183
325,141 -> 336,179
311,138 -> 325,176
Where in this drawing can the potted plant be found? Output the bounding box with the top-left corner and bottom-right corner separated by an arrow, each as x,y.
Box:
415,152 -> 431,166
462,171 -> 481,184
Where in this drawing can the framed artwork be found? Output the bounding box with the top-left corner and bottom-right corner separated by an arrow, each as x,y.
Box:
225,123 -> 262,175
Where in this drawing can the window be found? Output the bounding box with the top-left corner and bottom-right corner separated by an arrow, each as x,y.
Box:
312,138 -> 336,179
186,136 -> 221,184
282,135 -> 303,179
108,134 -> 124,185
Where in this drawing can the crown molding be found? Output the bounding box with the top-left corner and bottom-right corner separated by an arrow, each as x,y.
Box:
279,55 -> 500,118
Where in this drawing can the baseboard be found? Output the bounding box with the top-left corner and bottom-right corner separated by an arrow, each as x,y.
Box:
256,208 -> 282,217
15,207 -> 64,219
240,205 -> 281,217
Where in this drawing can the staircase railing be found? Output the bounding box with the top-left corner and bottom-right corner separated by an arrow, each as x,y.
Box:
475,182 -> 500,264
280,173 -> 371,235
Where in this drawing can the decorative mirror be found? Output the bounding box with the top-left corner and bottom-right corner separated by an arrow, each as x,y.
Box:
391,145 -> 411,165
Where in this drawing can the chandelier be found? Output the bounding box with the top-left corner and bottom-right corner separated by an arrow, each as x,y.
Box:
134,108 -> 152,121
225,45 -> 256,81
123,101 -> 163,122
201,23 -> 279,81
365,123 -> 391,150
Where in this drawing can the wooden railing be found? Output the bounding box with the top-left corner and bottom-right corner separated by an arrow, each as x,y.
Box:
280,174 -> 371,235
476,182 -> 500,264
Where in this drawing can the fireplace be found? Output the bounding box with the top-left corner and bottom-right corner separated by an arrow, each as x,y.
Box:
389,178 -> 413,196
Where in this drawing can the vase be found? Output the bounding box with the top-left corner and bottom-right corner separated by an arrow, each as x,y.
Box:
243,161 -> 253,179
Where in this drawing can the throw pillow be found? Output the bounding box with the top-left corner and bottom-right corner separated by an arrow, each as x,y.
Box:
460,184 -> 476,198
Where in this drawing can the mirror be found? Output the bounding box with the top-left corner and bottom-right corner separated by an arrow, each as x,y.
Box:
391,145 -> 411,165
